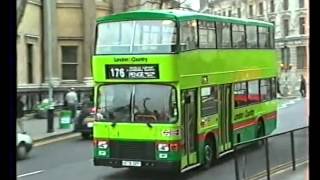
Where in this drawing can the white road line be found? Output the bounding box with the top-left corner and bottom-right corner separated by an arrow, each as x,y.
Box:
17,170 -> 44,178
34,133 -> 80,147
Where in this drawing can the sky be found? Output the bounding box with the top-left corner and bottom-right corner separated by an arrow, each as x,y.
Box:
182,0 -> 200,11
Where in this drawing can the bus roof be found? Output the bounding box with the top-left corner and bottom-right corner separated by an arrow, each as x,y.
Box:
97,10 -> 273,27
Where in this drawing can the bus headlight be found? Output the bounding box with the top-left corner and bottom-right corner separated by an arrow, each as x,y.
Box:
158,144 -> 169,152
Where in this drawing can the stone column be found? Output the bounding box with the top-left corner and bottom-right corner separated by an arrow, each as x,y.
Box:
305,0 -> 309,99
43,0 -> 59,86
82,0 -> 96,86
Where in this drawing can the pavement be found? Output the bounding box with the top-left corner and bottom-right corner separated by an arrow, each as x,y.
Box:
17,110 -> 81,143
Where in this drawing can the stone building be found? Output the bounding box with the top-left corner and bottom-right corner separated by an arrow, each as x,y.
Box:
17,0 -> 110,111
17,0 -> 186,112
206,0 -> 309,96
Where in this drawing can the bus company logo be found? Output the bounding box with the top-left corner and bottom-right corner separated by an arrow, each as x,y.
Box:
113,57 -> 148,63
162,129 -> 180,136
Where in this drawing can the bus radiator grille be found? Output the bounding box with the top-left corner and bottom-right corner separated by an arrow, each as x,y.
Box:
109,141 -> 155,160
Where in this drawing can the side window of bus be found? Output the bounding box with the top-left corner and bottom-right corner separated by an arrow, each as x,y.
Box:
248,80 -> 260,104
271,77 -> 277,99
180,20 -> 198,51
258,27 -> 270,48
232,24 -> 246,48
222,23 -> 231,48
260,79 -> 272,101
216,22 -> 222,48
199,21 -> 216,48
201,86 -> 218,117
234,82 -> 248,108
269,28 -> 275,48
216,22 -> 231,48
247,26 -> 258,48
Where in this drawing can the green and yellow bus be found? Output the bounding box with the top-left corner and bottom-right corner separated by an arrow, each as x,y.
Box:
92,10 -> 279,172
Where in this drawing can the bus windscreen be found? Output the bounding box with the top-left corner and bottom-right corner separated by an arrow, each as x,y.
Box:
97,84 -> 177,123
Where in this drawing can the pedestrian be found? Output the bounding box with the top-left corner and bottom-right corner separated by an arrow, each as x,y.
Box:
300,75 -> 306,97
277,78 -> 282,96
65,88 -> 78,119
17,96 -> 26,133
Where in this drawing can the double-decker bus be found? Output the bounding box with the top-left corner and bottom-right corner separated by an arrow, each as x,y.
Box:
92,10 -> 279,173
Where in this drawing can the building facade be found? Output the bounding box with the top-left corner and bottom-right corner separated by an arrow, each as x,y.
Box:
17,0 -> 186,112
207,0 -> 309,96
17,0 -> 110,112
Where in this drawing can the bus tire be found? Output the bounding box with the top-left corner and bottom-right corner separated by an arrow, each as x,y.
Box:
81,132 -> 90,139
203,139 -> 214,169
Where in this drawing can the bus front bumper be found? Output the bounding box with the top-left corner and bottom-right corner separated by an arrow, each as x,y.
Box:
93,158 -> 180,170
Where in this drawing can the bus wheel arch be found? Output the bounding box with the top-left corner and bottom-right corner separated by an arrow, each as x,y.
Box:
203,132 -> 217,169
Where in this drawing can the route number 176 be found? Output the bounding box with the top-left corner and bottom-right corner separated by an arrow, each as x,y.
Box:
109,68 -> 125,78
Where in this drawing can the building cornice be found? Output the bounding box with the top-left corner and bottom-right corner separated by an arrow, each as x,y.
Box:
96,4 -> 111,11
58,36 -> 84,41
275,35 -> 309,42
28,0 -> 42,6
57,3 -> 82,8
25,34 -> 40,39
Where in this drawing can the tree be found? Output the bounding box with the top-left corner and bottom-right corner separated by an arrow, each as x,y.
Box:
17,0 -> 28,26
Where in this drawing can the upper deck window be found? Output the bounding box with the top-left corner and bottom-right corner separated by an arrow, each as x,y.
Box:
180,20 -> 198,51
247,26 -> 258,48
199,21 -> 216,49
232,24 -> 245,48
95,20 -> 177,54
216,22 -> 232,48
258,27 -> 270,48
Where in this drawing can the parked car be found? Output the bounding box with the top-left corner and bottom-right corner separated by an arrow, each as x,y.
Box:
75,105 -> 95,139
17,132 -> 33,160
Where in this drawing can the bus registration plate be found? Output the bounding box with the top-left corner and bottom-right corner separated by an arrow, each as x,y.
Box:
122,161 -> 141,167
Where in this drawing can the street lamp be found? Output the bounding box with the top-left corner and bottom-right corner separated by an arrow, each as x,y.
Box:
281,45 -> 292,72
44,0 -> 54,133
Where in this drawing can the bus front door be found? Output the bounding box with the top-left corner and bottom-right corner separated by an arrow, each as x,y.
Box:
181,89 -> 198,168
219,84 -> 233,153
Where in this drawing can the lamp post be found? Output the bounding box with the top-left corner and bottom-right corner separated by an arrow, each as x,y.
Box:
44,0 -> 54,133
281,43 -> 292,96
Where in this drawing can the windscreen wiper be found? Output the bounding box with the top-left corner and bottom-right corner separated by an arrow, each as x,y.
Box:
111,121 -> 117,127
146,122 -> 152,128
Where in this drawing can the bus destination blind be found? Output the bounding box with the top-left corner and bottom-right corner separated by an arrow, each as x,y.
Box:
106,64 -> 159,79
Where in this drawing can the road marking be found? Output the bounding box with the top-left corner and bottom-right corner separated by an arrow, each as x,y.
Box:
34,133 -> 81,147
17,170 -> 44,178
247,159 -> 308,180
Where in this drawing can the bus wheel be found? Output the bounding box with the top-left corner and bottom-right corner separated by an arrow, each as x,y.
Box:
203,140 -> 214,169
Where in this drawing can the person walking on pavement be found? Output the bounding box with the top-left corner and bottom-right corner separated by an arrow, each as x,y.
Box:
17,96 -> 26,133
65,88 -> 78,120
300,75 -> 306,97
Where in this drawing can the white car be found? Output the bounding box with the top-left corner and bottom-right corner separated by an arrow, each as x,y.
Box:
17,133 -> 33,160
